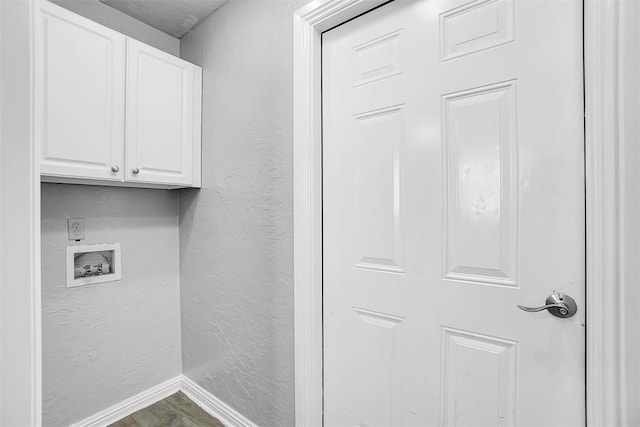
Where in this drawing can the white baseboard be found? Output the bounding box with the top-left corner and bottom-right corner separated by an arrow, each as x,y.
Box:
180,375 -> 258,427
69,375 -> 258,427
70,375 -> 182,427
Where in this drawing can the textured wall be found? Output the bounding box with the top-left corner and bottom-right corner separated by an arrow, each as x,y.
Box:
48,0 -> 179,55
179,0 -> 309,425
101,0 -> 228,38
41,184 -> 182,427
40,3 -> 182,425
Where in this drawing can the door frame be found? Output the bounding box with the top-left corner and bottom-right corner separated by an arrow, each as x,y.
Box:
293,0 -> 627,425
0,0 -> 42,425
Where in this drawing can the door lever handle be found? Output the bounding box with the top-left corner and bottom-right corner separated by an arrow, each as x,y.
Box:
517,303 -> 568,313
517,292 -> 577,318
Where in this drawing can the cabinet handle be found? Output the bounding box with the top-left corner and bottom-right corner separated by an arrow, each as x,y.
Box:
111,165 -> 119,173
132,167 -> 140,175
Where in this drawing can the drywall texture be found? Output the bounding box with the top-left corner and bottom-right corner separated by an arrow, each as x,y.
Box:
101,0 -> 228,38
48,0 -> 179,55
179,1 -> 309,425
41,184 -> 182,427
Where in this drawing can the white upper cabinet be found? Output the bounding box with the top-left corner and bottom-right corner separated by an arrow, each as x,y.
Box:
38,1 -> 202,189
39,1 -> 126,182
125,39 -> 202,187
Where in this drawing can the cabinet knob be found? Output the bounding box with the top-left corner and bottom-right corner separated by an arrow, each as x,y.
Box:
132,167 -> 140,175
111,165 -> 119,173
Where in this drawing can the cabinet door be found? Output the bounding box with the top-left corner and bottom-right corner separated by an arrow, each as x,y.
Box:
126,39 -> 200,186
39,1 -> 125,181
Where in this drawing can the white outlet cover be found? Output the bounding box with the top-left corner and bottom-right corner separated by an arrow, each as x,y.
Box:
67,218 -> 85,241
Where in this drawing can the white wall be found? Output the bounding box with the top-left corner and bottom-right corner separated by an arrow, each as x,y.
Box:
41,185 -> 182,426
179,1 -> 309,425
48,0 -> 179,55
0,0 -> 41,425
39,3 -> 182,426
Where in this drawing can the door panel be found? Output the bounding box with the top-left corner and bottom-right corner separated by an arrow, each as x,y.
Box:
125,39 -> 195,186
440,327 -> 517,426
39,1 -> 125,181
354,105 -> 405,274
322,0 -> 585,426
443,80 -> 518,286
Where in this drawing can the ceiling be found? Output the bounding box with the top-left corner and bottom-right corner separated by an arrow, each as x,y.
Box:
100,0 -> 227,38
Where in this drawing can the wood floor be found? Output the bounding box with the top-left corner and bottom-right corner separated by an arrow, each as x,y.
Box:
108,391 -> 225,427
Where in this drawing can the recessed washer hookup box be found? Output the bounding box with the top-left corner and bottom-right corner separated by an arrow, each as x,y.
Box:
66,243 -> 122,288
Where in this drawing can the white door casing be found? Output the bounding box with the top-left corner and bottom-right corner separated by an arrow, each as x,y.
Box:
322,0 -> 584,425
125,38 -> 201,186
39,0 -> 125,182
1,0 -> 41,425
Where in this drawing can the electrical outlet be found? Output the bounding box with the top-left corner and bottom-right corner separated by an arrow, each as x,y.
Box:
67,218 -> 85,241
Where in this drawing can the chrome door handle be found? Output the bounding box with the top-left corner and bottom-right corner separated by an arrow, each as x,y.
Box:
518,292 -> 577,318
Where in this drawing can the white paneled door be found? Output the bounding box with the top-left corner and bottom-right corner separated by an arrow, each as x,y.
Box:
322,0 -> 585,426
